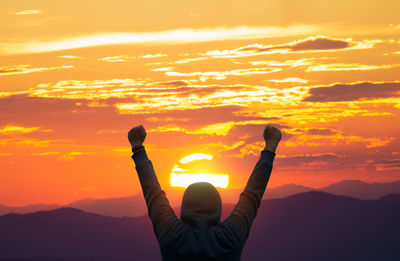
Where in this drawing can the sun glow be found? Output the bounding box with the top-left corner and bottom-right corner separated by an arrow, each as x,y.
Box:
179,153 -> 213,163
170,153 -> 229,188
171,173 -> 229,188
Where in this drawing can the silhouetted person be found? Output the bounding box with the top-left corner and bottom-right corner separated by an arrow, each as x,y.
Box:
128,124 -> 281,260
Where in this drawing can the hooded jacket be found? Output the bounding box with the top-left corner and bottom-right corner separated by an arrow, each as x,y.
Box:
132,146 -> 275,261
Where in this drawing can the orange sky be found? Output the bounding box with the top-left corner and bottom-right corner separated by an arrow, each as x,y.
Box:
1,0 -> 400,206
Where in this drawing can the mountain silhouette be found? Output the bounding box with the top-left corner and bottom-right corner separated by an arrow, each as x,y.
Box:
0,207 -> 158,260
379,193 -> 400,201
1,180 -> 399,217
0,203 -> 61,216
1,192 -> 399,260
0,194 -> 147,217
263,183 -> 314,199
318,179 -> 400,199
66,194 -> 147,217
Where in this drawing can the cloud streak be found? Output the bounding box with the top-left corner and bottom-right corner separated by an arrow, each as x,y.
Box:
0,25 -> 317,55
306,63 -> 398,72
99,53 -> 167,62
284,127 -> 395,149
166,67 -> 281,80
0,65 -> 73,76
303,82 -> 400,102
266,77 -> 309,84
58,55 -> 82,59
200,36 -> 378,60
13,10 -> 41,15
0,126 -> 41,134
148,120 -> 273,136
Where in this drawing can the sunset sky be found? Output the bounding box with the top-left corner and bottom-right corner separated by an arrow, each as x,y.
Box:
1,0 -> 400,207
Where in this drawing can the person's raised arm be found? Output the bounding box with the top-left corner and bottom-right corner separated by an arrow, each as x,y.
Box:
223,125 -> 282,243
128,125 -> 179,240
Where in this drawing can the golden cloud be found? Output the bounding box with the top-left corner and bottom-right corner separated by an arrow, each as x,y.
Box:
284,128 -> 395,148
59,152 -> 89,161
99,55 -> 134,63
0,65 -> 73,76
58,55 -> 82,59
0,125 -> 52,134
199,36 -> 380,60
152,67 -> 176,72
249,58 -> 316,67
0,138 -> 55,147
100,53 -> 167,62
266,78 -> 309,84
0,25 -> 317,55
165,67 -> 281,80
306,63 -> 398,72
115,85 -> 307,113
303,82 -> 400,102
148,120 -> 274,136
13,10 -> 41,15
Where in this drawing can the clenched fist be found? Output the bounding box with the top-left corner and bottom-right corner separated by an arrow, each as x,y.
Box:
263,125 -> 282,153
128,125 -> 147,147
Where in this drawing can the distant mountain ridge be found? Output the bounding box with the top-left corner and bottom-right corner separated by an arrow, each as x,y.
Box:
318,179 -> 400,199
1,179 -> 400,217
0,203 -> 61,216
1,192 -> 399,261
66,194 -> 147,217
263,183 -> 314,199
0,194 -> 147,217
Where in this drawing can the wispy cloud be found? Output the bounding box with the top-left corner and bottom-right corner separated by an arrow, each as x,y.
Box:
99,53 -> 167,63
368,158 -> 400,171
152,67 -> 175,72
59,152 -> 89,161
14,78 -> 148,99
32,151 -> 60,156
13,10 -> 41,15
284,128 -> 395,149
175,57 -> 208,64
390,24 -> 400,29
0,138 -> 58,148
58,55 -> 82,59
278,152 -> 340,165
32,150 -> 90,161
303,82 -> 400,102
149,120 -> 271,136
166,67 -> 281,80
0,125 -> 50,134
0,25 -> 317,55
141,53 -> 167,59
200,36 -> 379,60
99,55 -> 134,63
3,78 -> 397,128
249,58 -> 316,67
306,63 -> 398,72
266,78 -> 309,84
115,84 -> 306,113
0,77 -> 308,113
0,65 -> 73,76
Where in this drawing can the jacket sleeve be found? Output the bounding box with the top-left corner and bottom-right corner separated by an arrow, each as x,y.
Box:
222,150 -> 275,243
132,147 -> 180,241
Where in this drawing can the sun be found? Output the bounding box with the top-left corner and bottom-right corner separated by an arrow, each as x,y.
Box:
170,153 -> 229,188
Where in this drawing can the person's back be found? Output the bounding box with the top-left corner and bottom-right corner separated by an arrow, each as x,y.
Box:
157,182 -> 238,260
128,124 -> 282,260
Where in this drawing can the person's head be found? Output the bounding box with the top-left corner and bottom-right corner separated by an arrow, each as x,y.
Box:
180,182 -> 222,226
